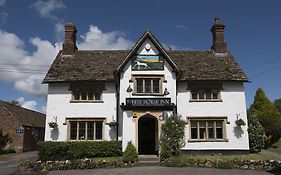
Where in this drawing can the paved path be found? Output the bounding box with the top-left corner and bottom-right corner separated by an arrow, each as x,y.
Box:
0,151 -> 38,175
47,166 -> 277,175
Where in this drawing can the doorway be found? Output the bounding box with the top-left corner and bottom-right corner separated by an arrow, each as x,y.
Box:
138,114 -> 158,155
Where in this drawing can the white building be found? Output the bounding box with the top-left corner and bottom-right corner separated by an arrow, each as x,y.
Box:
43,18 -> 249,155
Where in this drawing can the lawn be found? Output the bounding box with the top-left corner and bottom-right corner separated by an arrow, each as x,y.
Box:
266,138 -> 281,154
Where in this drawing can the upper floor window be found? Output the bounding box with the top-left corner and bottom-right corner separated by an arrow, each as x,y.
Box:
70,83 -> 104,102
133,76 -> 163,95
188,82 -> 222,102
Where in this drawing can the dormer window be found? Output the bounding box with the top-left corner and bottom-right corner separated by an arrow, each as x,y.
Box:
70,83 -> 104,103
133,76 -> 163,95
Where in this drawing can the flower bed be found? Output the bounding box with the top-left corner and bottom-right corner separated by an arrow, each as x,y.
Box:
20,157 -> 136,172
161,156 -> 281,171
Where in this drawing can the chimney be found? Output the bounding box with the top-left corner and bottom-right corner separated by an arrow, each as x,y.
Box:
62,23 -> 78,55
211,17 -> 227,53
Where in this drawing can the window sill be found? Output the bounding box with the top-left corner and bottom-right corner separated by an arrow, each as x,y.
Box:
132,93 -> 164,96
189,99 -> 223,102
188,139 -> 228,143
68,139 -> 104,141
70,100 -> 104,103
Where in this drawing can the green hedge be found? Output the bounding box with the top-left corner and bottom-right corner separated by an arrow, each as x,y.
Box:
37,141 -> 122,161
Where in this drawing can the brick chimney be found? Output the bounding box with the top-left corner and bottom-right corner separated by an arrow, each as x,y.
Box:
211,18 -> 227,53
62,23 -> 78,55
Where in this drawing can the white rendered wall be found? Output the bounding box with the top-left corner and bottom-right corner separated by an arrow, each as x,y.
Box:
119,38 -> 177,150
177,81 -> 249,150
45,82 -> 117,141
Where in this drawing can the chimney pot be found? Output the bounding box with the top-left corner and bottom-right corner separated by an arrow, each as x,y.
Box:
63,23 -> 78,55
211,18 -> 227,53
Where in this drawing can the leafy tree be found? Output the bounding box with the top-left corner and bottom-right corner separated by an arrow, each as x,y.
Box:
274,98 -> 281,114
160,114 -> 185,160
248,88 -> 281,144
247,114 -> 266,152
123,141 -> 138,163
8,100 -> 21,107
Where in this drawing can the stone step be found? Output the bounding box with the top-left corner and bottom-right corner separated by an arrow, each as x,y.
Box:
137,160 -> 160,166
138,155 -> 160,162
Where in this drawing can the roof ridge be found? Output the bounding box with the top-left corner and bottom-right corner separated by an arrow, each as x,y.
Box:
0,100 -> 45,116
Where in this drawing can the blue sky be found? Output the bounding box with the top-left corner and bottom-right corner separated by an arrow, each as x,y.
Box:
0,0 -> 281,112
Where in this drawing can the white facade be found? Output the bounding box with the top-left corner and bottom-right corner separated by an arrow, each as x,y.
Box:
45,35 -> 249,154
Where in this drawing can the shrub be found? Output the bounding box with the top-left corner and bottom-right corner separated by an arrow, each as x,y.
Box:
247,114 -> 266,152
122,141 -> 138,163
0,129 -> 11,149
160,114 -> 185,160
37,141 -> 122,161
248,88 -> 281,144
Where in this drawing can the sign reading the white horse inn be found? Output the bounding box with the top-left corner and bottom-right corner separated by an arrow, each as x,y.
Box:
131,55 -> 164,70
126,98 -> 171,107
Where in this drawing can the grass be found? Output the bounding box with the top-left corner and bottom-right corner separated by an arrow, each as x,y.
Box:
266,138 -> 281,154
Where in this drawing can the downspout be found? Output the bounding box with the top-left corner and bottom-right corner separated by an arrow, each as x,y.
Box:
114,71 -> 120,141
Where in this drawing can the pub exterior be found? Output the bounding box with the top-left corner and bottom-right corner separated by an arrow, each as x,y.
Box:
43,18 -> 249,154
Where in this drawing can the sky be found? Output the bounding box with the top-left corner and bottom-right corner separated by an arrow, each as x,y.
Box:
0,0 -> 281,113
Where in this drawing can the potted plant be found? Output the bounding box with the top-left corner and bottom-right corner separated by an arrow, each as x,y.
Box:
48,121 -> 58,128
235,118 -> 246,126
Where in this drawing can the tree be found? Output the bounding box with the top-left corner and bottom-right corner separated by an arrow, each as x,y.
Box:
160,114 -> 185,160
248,88 -> 281,144
274,98 -> 281,114
123,141 -> 138,163
8,100 -> 21,107
247,114 -> 266,152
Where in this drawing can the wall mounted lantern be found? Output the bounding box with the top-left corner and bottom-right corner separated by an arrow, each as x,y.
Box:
164,88 -> 170,95
127,85 -> 133,92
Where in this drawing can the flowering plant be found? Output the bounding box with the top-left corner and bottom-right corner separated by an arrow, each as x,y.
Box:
48,121 -> 58,128
235,118 -> 246,126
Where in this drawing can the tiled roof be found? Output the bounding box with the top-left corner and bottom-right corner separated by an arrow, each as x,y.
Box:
0,101 -> 46,128
43,50 -> 248,83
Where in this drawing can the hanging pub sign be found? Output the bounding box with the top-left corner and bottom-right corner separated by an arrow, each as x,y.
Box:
131,55 -> 164,71
126,98 -> 171,107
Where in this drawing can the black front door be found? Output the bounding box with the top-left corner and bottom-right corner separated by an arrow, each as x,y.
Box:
138,115 -> 157,155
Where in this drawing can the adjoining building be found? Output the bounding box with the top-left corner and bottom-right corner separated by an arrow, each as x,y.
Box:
43,18 -> 249,154
0,101 -> 45,152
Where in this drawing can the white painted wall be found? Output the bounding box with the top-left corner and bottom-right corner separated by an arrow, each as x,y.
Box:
45,82 -> 117,141
177,81 -> 249,150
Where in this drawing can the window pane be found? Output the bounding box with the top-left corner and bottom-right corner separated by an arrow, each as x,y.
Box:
191,121 -> 198,139
87,122 -> 94,140
212,90 -> 219,99
79,122 -> 86,140
199,89 -> 205,99
206,89 -> 211,99
137,79 -> 143,93
153,79 -> 160,93
88,91 -> 93,100
208,121 -> 214,139
73,90 -> 80,100
95,121 -> 103,140
70,122 -> 77,140
81,91 -> 87,100
191,90 -> 198,99
145,79 -> 151,93
94,91 -> 101,101
199,121 -> 206,139
216,121 -> 223,139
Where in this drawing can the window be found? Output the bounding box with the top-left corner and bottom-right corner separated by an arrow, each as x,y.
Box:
70,83 -> 104,102
133,76 -> 162,95
68,120 -> 104,141
188,118 -> 227,142
190,89 -> 220,101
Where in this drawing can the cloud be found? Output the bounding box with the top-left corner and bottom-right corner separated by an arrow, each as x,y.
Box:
78,25 -> 134,50
30,0 -> 65,20
17,97 -> 38,111
0,25 -> 133,97
176,24 -> 188,31
0,0 -> 6,7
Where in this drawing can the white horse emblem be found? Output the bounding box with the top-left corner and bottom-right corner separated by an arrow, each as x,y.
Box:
132,61 -> 151,70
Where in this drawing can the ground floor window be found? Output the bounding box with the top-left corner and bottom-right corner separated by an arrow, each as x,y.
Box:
68,119 -> 104,141
188,118 -> 227,142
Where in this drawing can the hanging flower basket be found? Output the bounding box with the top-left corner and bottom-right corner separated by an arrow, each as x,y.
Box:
235,118 -> 246,126
48,121 -> 58,128
106,122 -> 118,127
